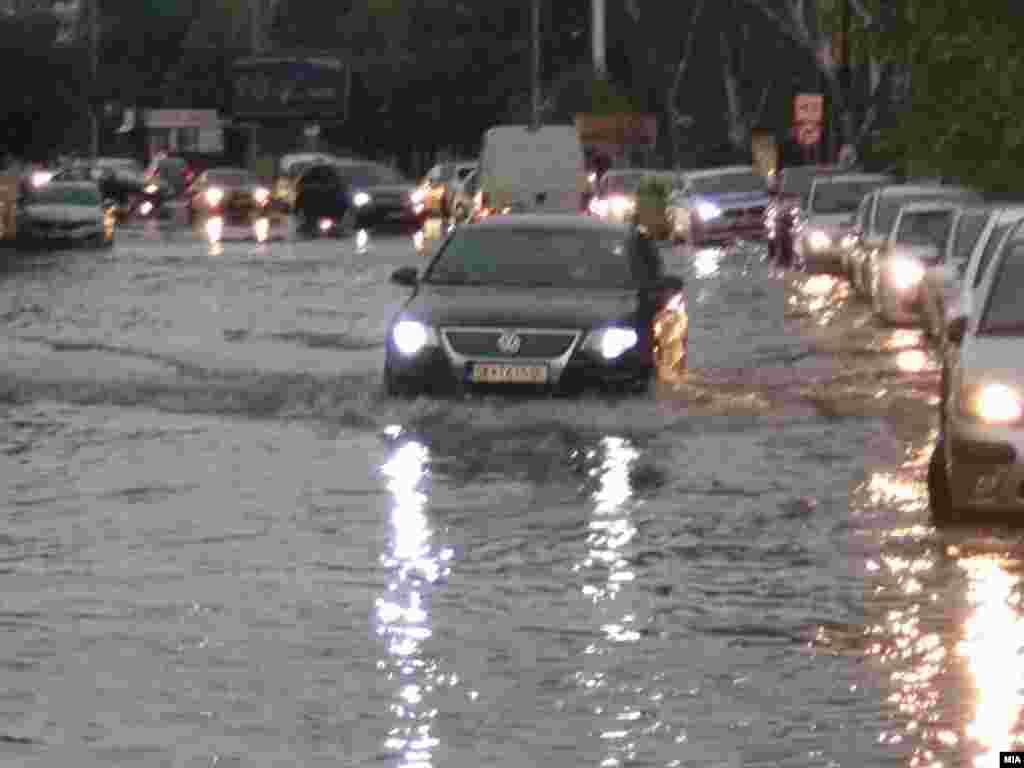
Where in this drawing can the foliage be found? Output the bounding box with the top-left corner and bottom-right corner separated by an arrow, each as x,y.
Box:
637,175 -> 671,203
874,0 -> 1024,195
588,77 -> 639,115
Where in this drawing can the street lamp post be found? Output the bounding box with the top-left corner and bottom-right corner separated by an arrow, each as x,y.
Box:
592,0 -> 605,78
89,0 -> 99,160
530,0 -> 540,130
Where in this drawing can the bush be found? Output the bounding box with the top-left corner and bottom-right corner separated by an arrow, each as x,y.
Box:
634,174 -> 672,239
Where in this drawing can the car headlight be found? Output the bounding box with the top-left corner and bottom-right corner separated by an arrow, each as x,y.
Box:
696,201 -> 721,221
584,326 -> 639,360
205,187 -> 224,206
964,383 -> 1024,424
31,171 -> 53,187
144,183 -> 159,195
609,196 -> 635,216
888,258 -> 926,291
391,320 -> 438,357
411,189 -> 425,205
840,233 -> 858,250
353,191 -> 372,208
589,197 -> 609,217
807,230 -> 832,251
253,187 -> 270,205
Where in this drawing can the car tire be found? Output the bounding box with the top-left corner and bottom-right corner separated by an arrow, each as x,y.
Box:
927,438 -> 957,525
384,366 -> 421,398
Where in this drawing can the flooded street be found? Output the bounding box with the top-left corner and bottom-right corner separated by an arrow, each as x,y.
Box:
1,225 -> 1022,767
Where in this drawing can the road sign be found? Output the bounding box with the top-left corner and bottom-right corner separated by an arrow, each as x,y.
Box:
793,93 -> 824,124
796,122 -> 822,147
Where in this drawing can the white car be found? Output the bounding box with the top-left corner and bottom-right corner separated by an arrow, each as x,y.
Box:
18,181 -> 115,247
929,219 -> 1024,523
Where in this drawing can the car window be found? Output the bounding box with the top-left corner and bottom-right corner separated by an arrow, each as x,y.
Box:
894,210 -> 954,247
855,194 -> 872,230
974,222 -> 1014,289
29,184 -> 100,206
978,241 -> 1024,333
809,181 -> 885,215
877,191 -> 977,236
423,228 -> 638,287
952,211 -> 989,264
689,172 -> 765,196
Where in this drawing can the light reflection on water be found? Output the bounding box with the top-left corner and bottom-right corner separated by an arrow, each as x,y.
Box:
693,248 -> 722,279
377,440 -> 452,768
573,436 -> 650,767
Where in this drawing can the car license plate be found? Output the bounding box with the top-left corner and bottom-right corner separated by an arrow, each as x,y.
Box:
470,363 -> 548,384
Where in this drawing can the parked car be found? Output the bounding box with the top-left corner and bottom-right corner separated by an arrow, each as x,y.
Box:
271,152 -> 349,212
918,204 -> 997,341
17,180 -> 115,248
765,165 -> 835,264
53,157 -> 147,221
188,167 -> 272,227
293,160 -> 424,236
847,184 -> 982,297
794,173 -> 893,273
929,219 -> 1024,523
384,215 -> 688,397
666,166 -> 769,246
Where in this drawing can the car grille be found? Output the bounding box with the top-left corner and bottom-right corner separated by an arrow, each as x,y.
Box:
443,329 -> 578,358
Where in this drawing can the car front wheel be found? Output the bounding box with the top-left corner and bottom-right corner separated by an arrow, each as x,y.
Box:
927,438 -> 956,525
384,365 -> 423,398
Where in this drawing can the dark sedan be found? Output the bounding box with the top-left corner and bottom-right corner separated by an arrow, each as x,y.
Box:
187,167 -> 271,227
384,215 -> 689,397
294,161 -> 425,237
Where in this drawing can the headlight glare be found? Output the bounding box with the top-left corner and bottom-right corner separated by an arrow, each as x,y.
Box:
144,183 -> 159,195
609,196 -> 635,216
585,327 -> 639,360
205,187 -> 224,206
970,383 -> 1024,424
253,186 -> 270,205
889,258 -> 925,291
353,191 -> 372,207
807,230 -> 831,251
696,201 -> 721,221
392,320 -> 436,357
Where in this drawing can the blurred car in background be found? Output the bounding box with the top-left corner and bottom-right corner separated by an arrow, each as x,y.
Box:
765,165 -> 828,264
271,152 -> 350,212
667,166 -> 769,246
17,180 -> 115,248
588,169 -> 649,224
188,167 -> 272,229
54,157 -> 147,221
294,161 -> 424,237
795,173 -> 892,273
929,220 -> 1024,524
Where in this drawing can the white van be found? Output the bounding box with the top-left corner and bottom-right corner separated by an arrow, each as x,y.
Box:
477,124 -> 586,215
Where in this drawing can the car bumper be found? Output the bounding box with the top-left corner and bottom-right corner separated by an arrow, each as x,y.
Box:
22,223 -> 103,241
386,342 -> 653,395
946,418 -> 1024,513
355,204 -> 425,228
692,220 -> 767,245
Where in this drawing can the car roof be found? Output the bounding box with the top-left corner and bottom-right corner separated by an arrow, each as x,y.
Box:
469,213 -> 630,234
898,200 -> 964,213
686,166 -> 756,179
46,181 -> 98,189
876,183 -> 961,197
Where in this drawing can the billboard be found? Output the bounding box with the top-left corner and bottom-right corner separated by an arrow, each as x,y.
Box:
231,53 -> 348,120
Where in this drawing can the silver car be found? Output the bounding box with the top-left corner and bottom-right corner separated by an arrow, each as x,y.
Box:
847,184 -> 982,297
929,221 -> 1024,523
919,205 -> 1024,342
795,173 -> 892,273
867,201 -> 958,325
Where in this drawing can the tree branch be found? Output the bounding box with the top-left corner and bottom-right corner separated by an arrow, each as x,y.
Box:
667,0 -> 705,114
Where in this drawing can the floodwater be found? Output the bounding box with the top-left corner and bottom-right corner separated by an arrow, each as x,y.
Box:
0,222 -> 1022,767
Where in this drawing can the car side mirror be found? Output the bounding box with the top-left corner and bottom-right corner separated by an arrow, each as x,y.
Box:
947,315 -> 968,345
390,266 -> 419,286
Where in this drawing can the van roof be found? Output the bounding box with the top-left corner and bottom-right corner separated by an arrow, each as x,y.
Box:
470,213 -> 628,233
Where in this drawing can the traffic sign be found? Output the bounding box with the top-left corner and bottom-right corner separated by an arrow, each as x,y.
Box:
793,93 -> 824,124
796,122 -> 822,147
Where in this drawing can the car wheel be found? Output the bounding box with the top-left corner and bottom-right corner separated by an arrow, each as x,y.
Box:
384,366 -> 421,398
927,438 -> 957,525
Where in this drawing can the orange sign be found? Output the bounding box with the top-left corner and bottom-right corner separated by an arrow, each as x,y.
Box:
575,113 -> 658,148
793,93 -> 824,124
796,123 -> 822,147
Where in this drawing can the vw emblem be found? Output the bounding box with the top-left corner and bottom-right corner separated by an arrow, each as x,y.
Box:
496,331 -> 522,355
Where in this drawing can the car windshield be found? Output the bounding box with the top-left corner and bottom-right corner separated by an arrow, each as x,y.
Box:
894,210 -> 954,247
29,185 -> 99,206
208,171 -> 256,187
339,164 -> 407,188
456,166 -> 476,181
952,211 -> 990,264
973,222 -> 1015,288
779,167 -> 820,198
876,192 -> 969,235
689,172 -> 765,196
602,172 -> 647,196
810,181 -> 884,214
423,228 -> 639,287
979,241 -> 1024,334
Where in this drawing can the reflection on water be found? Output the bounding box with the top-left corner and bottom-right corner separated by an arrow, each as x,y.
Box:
884,329 -> 922,352
573,436 -> 653,767
693,248 -> 722,279
958,556 -> 1024,766
357,229 -> 370,253
896,349 -> 929,373
377,440 -> 452,768
788,273 -> 847,324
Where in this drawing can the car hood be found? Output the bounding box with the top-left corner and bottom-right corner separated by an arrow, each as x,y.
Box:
805,213 -> 854,231
960,336 -> 1024,389
693,190 -> 769,209
24,204 -> 100,222
401,284 -> 639,329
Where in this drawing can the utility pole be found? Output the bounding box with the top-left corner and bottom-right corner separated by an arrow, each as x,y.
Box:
251,0 -> 261,53
530,0 -> 540,130
89,0 -> 100,160
592,0 -> 605,78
